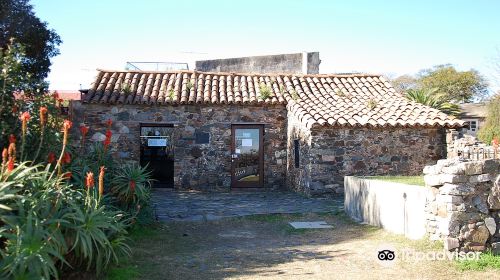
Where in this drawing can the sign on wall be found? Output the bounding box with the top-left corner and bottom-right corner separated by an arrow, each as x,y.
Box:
148,138 -> 168,147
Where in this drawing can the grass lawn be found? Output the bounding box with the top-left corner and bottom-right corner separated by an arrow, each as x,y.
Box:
106,212 -> 498,280
366,175 -> 425,186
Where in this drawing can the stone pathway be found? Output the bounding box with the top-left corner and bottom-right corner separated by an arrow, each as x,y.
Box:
151,190 -> 344,222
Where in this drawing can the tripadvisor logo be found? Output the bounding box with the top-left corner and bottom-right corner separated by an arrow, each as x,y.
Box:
400,249 -> 481,262
375,243 -> 481,266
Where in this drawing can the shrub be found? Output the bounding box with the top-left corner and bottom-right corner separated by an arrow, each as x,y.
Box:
478,94 -> 500,144
111,163 -> 153,212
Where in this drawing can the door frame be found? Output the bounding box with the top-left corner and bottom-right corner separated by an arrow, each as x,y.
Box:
231,124 -> 264,188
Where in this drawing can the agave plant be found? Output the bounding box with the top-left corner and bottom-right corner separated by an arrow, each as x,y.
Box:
405,88 -> 461,116
111,163 -> 153,209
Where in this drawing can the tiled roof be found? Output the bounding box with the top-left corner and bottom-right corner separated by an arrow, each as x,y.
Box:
83,70 -> 464,128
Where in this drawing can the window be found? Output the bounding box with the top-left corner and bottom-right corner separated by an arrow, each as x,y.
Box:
469,120 -> 477,132
294,139 -> 300,168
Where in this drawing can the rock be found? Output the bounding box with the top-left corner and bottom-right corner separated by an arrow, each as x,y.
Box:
463,162 -> 484,175
487,193 -> 500,210
439,183 -> 475,196
119,125 -> 130,134
436,195 -> 463,204
423,165 -> 441,175
483,160 -> 500,174
444,237 -> 460,251
469,174 -> 491,184
310,181 -> 324,190
473,195 -> 489,214
91,132 -> 106,141
469,226 -> 490,245
465,242 -> 486,252
442,164 -> 466,175
424,174 -> 467,187
484,217 -> 496,235
492,242 -> 500,255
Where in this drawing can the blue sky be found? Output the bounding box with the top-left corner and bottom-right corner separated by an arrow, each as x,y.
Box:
31,0 -> 500,91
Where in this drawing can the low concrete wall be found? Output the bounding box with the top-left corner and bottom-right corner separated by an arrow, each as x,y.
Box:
344,176 -> 431,239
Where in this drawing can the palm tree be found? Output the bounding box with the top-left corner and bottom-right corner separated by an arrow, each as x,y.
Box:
405,88 -> 461,116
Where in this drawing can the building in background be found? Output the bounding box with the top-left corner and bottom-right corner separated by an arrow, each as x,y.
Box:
459,103 -> 487,137
195,52 -> 320,74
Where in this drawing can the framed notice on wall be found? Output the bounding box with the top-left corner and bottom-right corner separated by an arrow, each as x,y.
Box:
148,138 -> 167,147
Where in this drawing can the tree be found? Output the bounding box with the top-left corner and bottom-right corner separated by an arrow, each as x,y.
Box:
477,92 -> 500,144
0,0 -> 61,88
391,74 -> 417,93
417,64 -> 488,103
405,88 -> 460,116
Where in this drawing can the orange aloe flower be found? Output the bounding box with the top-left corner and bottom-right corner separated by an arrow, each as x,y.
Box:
129,180 -> 136,193
62,152 -> 71,164
63,172 -> 72,180
47,152 -> 56,164
62,119 -> 72,146
493,138 -> 499,147
39,106 -> 48,126
7,157 -> 15,171
79,125 -> 89,137
2,148 -> 7,164
19,112 -> 30,135
85,172 -> 95,189
104,129 -> 112,150
8,142 -> 15,157
98,166 -> 105,196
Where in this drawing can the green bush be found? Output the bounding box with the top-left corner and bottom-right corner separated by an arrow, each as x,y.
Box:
0,162 -> 131,279
111,163 -> 153,212
478,94 -> 500,144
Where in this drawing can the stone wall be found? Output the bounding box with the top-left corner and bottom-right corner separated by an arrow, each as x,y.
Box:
446,130 -> 499,160
71,102 -> 288,191
301,126 -> 446,195
423,159 -> 500,253
286,112 -> 312,194
195,52 -> 320,74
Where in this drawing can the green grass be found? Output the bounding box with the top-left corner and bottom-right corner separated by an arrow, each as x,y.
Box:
106,264 -> 140,280
456,251 -> 500,271
366,175 -> 425,186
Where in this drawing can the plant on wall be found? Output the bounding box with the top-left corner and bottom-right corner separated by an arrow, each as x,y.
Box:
258,83 -> 273,100
367,99 -> 378,110
121,83 -> 132,96
168,89 -> 175,101
290,89 -> 299,101
186,81 -> 193,92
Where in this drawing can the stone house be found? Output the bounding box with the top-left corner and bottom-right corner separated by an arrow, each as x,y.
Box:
73,69 -> 464,194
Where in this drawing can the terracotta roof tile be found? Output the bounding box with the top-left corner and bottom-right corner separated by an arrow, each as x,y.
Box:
84,69 -> 465,128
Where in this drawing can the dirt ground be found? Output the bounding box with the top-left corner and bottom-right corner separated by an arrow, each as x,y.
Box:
121,212 -> 498,280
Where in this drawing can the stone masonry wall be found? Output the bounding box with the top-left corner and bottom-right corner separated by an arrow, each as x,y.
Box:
304,126 -> 446,195
71,102 -> 288,191
423,159 -> 500,253
286,112 -> 312,194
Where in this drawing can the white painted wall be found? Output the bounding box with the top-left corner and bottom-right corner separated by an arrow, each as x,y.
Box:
344,176 -> 432,240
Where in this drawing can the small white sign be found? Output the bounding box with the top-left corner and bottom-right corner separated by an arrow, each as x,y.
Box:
148,138 -> 167,147
242,139 -> 253,147
235,149 -> 241,154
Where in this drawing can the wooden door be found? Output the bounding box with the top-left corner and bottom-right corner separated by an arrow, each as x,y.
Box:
231,124 -> 264,188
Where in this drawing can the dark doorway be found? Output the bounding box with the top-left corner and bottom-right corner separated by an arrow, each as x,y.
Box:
140,124 -> 175,188
231,124 -> 264,188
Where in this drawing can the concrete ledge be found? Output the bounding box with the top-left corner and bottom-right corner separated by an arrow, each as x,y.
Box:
344,176 -> 431,239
